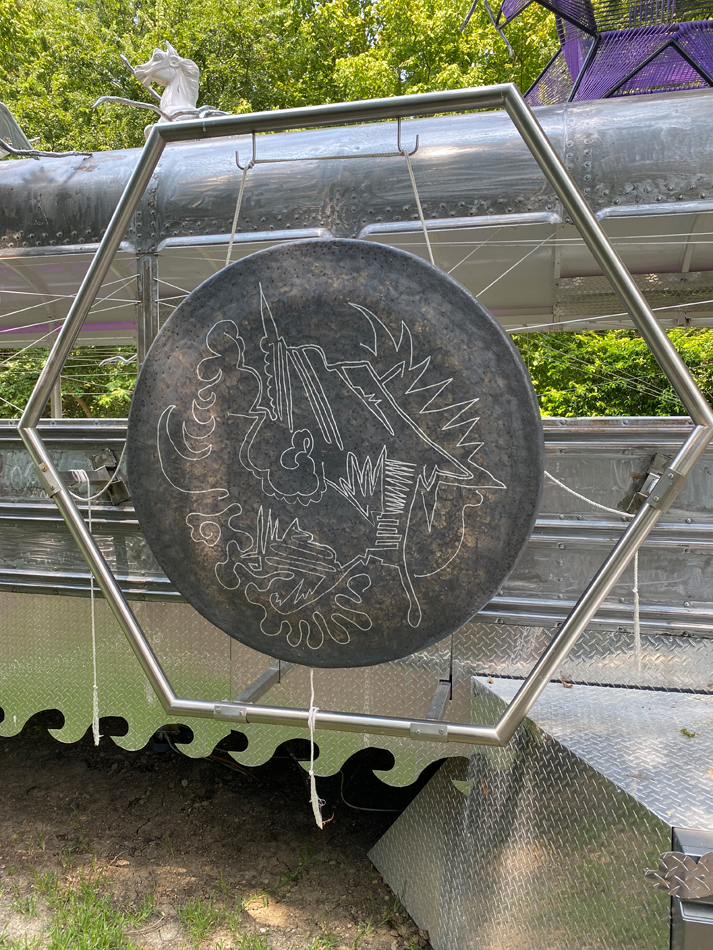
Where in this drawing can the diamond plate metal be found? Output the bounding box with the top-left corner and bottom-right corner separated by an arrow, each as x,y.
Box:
481,677 -> 713,829
369,679 -> 676,950
454,622 -> 713,691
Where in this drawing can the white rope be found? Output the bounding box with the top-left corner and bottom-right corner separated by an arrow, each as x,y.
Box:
68,441 -> 128,503
447,226 -> 504,276
633,551 -> 642,675
74,470 -> 101,746
544,471 -> 643,660
544,470 -> 634,519
225,161 -> 253,268
401,148 -> 435,267
308,669 -> 325,829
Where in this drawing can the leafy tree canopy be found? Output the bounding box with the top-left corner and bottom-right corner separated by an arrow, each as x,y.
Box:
515,329 -> 713,417
2,1 -> 708,421
1,0 -> 558,151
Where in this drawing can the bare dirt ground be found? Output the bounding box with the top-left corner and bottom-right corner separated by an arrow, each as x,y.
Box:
0,714 -> 435,950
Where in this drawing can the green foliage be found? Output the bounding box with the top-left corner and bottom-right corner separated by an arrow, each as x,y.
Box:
1,0 -> 558,153
43,871 -> 142,950
0,345 -> 137,418
514,328 -> 713,416
177,894 -> 220,947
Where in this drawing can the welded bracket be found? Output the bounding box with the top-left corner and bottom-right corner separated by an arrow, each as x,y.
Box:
213,703 -> 248,723
17,83 -> 713,749
648,467 -> 687,512
410,721 -> 449,741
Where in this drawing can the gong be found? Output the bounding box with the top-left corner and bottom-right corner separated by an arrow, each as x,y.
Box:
127,240 -> 543,668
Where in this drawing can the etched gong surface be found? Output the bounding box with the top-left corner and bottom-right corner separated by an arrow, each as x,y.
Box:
127,240 -> 543,668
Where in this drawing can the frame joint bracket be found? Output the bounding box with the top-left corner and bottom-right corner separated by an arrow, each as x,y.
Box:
647,467 -> 686,512
410,721 -> 449,741
213,703 -> 248,723
35,461 -> 63,497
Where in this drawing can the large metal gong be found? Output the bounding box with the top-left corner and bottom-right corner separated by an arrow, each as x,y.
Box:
128,240 -> 544,668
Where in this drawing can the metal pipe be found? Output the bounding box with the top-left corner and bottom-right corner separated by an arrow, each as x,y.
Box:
495,502 -> 660,743
19,426 -> 177,709
156,87 -> 509,143
18,128 -> 164,431
504,88 -> 713,431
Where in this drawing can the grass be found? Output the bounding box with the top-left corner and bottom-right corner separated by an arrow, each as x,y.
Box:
270,846 -> 315,894
0,935 -> 42,949
177,895 -> 220,948
296,935 -> 340,950
11,893 -> 37,917
124,892 -> 156,929
39,870 -> 154,950
235,936 -> 269,950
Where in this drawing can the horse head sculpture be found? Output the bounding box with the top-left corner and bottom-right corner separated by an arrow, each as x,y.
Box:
93,42 -> 227,132
134,43 -> 200,119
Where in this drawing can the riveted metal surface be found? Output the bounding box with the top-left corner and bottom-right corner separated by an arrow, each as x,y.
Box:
369,680 -> 674,949
5,90 -> 713,345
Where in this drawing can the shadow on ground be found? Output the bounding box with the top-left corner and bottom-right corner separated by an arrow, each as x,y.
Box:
0,711 -> 439,950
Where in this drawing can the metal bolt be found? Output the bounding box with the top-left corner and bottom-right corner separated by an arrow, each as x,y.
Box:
652,495 -> 659,502
684,602 -> 690,608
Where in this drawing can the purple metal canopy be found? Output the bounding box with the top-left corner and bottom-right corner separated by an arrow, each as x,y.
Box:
496,0 -> 713,103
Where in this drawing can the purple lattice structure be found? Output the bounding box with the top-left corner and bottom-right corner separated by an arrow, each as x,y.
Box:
496,0 -> 713,103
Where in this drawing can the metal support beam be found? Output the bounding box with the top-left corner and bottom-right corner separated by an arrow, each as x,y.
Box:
17,83 -> 713,748
426,680 -> 452,721
234,661 -> 295,705
136,254 -> 159,368
50,377 -> 62,419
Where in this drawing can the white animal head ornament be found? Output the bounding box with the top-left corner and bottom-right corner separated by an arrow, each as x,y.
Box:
93,41 -> 227,131
134,42 -> 200,116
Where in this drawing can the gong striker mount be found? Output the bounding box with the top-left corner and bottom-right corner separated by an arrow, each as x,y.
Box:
19,84 -> 713,747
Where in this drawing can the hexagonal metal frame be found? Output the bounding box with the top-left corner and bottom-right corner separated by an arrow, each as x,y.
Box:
18,83 -> 713,747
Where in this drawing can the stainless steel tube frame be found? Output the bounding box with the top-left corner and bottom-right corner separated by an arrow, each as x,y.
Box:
17,83 -> 713,748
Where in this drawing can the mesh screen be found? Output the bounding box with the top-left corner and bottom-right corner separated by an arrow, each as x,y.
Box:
500,0 -> 534,24
573,25 -> 675,98
502,0 -> 713,31
525,48 -> 576,103
560,21 -> 598,75
676,17 -> 713,74
613,42 -> 708,92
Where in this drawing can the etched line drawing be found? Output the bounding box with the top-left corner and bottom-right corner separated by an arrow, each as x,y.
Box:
156,288 -> 506,650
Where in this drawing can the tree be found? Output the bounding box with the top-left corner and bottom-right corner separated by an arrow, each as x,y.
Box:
514,329 -> 713,416
1,0 -> 558,152
0,346 -> 136,418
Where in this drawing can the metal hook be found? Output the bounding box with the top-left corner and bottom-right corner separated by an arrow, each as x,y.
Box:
397,117 -> 420,156
236,131 -> 257,170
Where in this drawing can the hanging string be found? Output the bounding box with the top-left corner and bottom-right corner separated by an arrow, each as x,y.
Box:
308,669 -> 325,829
477,228 -> 562,298
633,551 -> 642,675
73,470 -> 101,746
543,470 -> 643,665
544,470 -> 634,519
67,444 -> 129,744
69,442 -> 128,503
401,147 -> 435,267
225,160 -> 254,268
